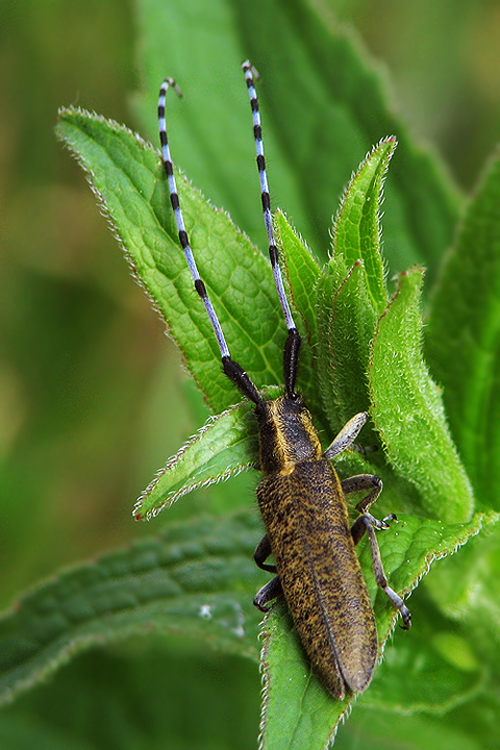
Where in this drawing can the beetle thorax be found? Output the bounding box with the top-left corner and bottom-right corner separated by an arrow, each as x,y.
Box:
256,395 -> 323,475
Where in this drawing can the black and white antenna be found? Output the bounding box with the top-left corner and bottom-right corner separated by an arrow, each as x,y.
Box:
158,63 -> 301,403
158,79 -> 230,362
241,61 -> 301,399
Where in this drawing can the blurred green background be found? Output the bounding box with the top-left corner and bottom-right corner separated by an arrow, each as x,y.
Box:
2,0 -> 500,747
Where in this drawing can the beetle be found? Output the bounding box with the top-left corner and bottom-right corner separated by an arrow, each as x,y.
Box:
157,61 -> 411,699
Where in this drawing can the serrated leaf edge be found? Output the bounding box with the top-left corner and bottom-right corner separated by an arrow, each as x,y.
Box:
134,402 -> 256,520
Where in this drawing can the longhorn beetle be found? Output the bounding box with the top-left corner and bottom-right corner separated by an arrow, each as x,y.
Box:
157,61 -> 411,699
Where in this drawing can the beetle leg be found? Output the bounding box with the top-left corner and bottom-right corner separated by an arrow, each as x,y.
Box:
341,473 -> 383,512
323,412 -> 368,459
350,510 -> 389,545
352,512 -> 411,629
253,533 -> 278,573
342,474 -> 411,628
342,473 -> 384,543
253,576 -> 283,612
253,535 -> 282,611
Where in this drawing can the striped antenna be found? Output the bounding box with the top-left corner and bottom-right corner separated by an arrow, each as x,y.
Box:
158,79 -> 230,360
242,61 -> 301,398
158,78 -> 262,406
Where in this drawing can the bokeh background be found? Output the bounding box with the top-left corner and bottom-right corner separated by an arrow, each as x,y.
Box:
2,1 -> 500,747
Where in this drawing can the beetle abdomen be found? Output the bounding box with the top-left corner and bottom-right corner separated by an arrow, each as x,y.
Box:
256,460 -> 378,697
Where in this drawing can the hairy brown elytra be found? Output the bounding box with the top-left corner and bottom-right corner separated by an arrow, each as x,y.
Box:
158,62 -> 411,699
253,396 -> 411,698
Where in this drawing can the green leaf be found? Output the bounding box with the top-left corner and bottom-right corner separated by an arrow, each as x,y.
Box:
134,400 -> 261,520
363,513 -> 497,647
56,108 -> 284,415
425,149 -> 500,510
369,267 -> 474,522
259,600 -> 350,750
134,0 -> 461,281
275,211 -> 321,346
333,137 -> 396,314
336,705 -> 484,750
0,643 -> 260,750
0,511 -> 264,708
366,624 -> 484,716
0,714 -> 95,750
436,689 -> 500,750
424,521 -> 500,637
258,512 -> 492,750
314,138 -> 396,435
362,580 -> 493,716
235,0 -> 460,278
316,259 -> 377,434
